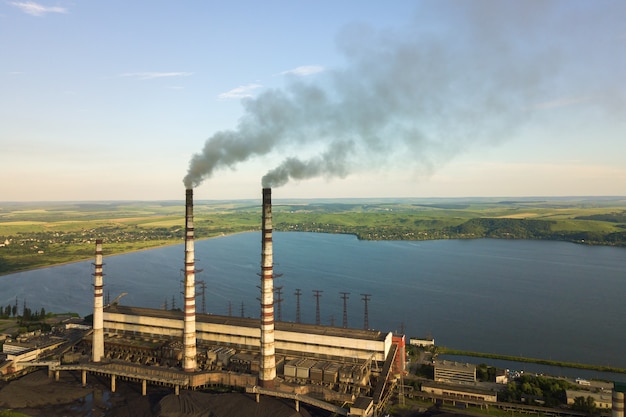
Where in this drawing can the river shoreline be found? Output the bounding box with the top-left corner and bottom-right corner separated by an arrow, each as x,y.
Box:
2,233 -> 625,371
3,228 -> 625,278
436,348 -> 626,375
0,231 -> 255,278
2,231 -> 618,279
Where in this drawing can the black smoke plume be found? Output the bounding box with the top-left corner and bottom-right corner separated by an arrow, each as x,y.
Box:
183,2 -> 622,190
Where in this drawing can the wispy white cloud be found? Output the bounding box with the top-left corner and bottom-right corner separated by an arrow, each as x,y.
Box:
10,1 -> 67,16
120,72 -> 193,80
279,65 -> 325,76
532,95 -> 592,110
218,83 -> 263,100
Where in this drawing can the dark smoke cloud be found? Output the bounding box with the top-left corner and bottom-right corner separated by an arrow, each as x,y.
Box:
262,140 -> 354,188
183,1 -> 622,190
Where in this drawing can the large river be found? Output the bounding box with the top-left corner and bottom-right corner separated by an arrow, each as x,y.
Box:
1,232 -> 625,374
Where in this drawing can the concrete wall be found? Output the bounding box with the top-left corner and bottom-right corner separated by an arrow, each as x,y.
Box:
275,330 -> 389,362
434,360 -> 476,385
410,338 -> 435,347
196,321 -> 259,348
421,382 -> 497,403
105,311 -> 183,338
104,307 -> 392,364
566,390 -> 613,409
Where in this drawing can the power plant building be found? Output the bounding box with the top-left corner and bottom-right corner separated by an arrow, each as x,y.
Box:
103,305 -> 392,365
433,360 -> 476,385
82,187 -> 398,413
0,186 -> 404,417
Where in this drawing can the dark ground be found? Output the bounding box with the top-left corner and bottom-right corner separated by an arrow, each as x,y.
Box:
0,370 -> 478,417
0,370 -> 318,417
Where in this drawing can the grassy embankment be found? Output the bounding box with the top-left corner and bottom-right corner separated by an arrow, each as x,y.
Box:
1,197 -> 625,275
0,200 -> 260,275
272,197 -> 626,243
0,411 -> 31,417
437,347 -> 626,374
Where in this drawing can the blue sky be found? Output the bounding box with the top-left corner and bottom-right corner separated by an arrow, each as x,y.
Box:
1,1 -> 625,201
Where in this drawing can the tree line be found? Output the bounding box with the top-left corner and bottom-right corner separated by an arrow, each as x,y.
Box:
275,217 -> 626,246
1,299 -> 49,329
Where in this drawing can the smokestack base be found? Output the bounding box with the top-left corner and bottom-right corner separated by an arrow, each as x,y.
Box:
259,379 -> 276,389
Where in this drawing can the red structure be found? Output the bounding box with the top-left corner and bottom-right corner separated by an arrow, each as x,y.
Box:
391,334 -> 406,376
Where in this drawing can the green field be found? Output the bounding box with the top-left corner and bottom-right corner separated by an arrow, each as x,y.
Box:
1,196 -> 625,275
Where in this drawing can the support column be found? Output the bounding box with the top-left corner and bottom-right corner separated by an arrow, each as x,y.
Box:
175,385 -> 180,396
55,370 -> 60,381
111,375 -> 116,393
295,399 -> 300,412
142,379 -> 147,396
82,370 -> 87,387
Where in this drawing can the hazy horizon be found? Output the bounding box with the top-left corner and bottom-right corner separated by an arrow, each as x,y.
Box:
2,194 -> 625,205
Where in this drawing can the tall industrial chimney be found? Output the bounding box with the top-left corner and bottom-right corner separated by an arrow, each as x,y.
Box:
260,188 -> 276,388
92,239 -> 104,362
183,188 -> 197,372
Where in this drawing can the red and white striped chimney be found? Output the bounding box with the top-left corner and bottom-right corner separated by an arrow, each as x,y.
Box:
183,188 -> 197,372
260,188 -> 276,388
92,239 -> 104,362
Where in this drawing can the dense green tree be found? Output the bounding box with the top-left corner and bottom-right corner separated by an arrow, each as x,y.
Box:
476,364 -> 497,382
22,307 -> 31,321
83,314 -> 94,325
572,396 -> 598,416
414,364 -> 434,379
499,375 -> 573,406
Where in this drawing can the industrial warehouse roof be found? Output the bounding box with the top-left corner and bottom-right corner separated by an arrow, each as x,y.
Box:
105,305 -> 389,341
421,381 -> 495,396
434,360 -> 477,371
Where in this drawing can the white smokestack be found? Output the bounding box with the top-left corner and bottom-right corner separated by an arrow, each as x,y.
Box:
92,239 -> 104,362
183,188 -> 197,372
259,187 -> 276,388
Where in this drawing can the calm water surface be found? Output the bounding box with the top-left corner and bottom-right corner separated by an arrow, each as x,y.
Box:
1,232 -> 624,370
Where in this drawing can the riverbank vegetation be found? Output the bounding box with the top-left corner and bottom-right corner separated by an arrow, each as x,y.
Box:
437,347 -> 626,374
500,374 -> 575,406
0,411 -> 31,417
0,307 -> 79,338
1,196 -> 625,275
